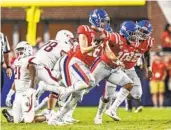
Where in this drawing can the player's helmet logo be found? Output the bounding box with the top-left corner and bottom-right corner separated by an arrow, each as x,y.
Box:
136,20 -> 153,40
89,9 -> 110,28
119,21 -> 137,44
15,41 -> 33,58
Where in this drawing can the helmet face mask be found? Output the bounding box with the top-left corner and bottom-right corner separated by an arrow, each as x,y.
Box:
120,21 -> 138,44
136,20 -> 152,40
15,41 -> 32,58
127,31 -> 137,43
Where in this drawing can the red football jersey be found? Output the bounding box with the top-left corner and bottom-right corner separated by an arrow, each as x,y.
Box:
152,60 -> 167,81
74,25 -> 107,67
101,32 -> 154,69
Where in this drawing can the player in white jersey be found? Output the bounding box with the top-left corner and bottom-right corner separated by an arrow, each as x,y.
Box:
35,30 -> 75,95
34,30 -> 76,102
12,41 -> 37,123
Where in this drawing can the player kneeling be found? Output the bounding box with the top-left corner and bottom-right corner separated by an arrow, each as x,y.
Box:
12,41 -> 37,123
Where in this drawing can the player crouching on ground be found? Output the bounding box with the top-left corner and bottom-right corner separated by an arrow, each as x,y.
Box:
11,41 -> 37,123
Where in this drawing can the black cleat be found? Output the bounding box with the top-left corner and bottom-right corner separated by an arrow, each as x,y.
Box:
2,109 -> 14,123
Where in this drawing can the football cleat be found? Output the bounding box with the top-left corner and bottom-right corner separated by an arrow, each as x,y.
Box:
134,106 -> 143,113
105,109 -> 121,121
94,116 -> 102,124
2,109 -> 14,123
64,116 -> 80,123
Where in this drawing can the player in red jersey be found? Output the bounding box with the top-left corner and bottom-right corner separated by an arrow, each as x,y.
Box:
93,20 -> 154,123
58,9 -> 110,101
48,9 -> 111,125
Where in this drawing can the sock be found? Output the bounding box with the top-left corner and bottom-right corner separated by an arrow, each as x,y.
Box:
109,87 -> 129,112
7,89 -> 15,99
35,97 -> 48,113
66,103 -> 77,118
96,98 -> 108,118
56,98 -> 78,119
127,98 -> 132,110
134,99 -> 141,109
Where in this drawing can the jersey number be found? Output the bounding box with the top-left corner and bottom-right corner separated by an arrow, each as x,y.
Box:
118,52 -> 141,62
14,66 -> 21,79
44,41 -> 58,52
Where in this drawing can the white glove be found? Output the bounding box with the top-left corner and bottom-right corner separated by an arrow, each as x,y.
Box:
6,97 -> 12,107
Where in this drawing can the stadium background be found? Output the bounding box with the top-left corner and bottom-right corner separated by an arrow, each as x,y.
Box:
1,1 -> 171,106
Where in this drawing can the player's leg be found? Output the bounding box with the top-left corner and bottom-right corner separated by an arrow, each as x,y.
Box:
35,96 -> 48,113
59,58 -> 96,101
48,90 -> 85,125
94,81 -> 117,124
12,94 -> 23,123
126,69 -> 143,113
158,81 -> 165,107
35,80 -> 65,101
105,69 -> 133,121
22,89 -> 36,123
36,65 -> 61,87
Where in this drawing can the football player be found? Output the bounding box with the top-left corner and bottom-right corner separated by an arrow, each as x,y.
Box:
94,20 -> 154,124
11,41 -> 37,123
125,20 -> 153,112
48,9 -> 111,125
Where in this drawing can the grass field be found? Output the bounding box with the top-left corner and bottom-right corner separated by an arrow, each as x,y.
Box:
1,107 -> 171,130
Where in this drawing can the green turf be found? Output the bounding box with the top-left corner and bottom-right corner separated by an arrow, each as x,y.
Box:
1,107 -> 171,130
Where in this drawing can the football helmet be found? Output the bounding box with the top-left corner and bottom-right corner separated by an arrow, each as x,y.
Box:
89,9 -> 110,28
120,21 -> 137,44
15,41 -> 33,58
55,30 -> 75,52
136,20 -> 152,40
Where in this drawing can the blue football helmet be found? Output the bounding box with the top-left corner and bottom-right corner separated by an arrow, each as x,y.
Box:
119,21 -> 137,43
104,24 -> 113,32
89,9 -> 110,28
136,20 -> 153,40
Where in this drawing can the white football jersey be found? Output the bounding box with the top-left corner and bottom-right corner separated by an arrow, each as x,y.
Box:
35,40 -> 67,69
14,56 -> 35,93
